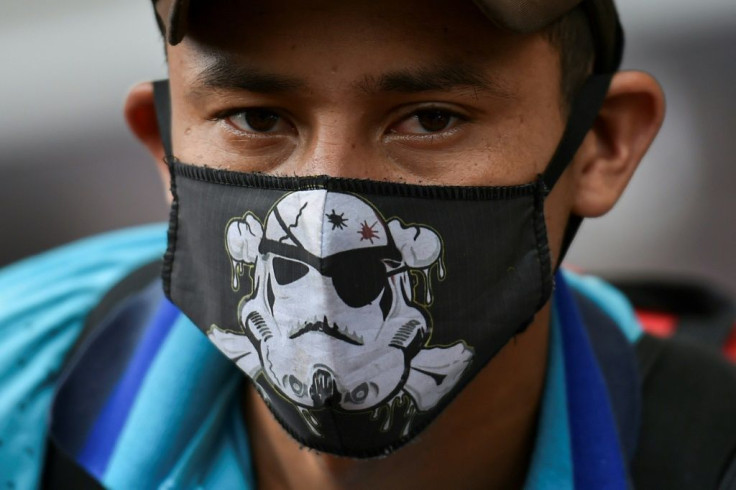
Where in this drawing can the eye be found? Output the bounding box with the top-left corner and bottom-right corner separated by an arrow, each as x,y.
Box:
272,257 -> 309,285
390,108 -> 465,135
226,108 -> 292,134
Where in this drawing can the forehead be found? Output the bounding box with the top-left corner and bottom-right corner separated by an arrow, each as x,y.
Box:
171,0 -> 554,88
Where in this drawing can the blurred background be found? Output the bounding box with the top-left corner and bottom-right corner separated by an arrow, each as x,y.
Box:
0,0 -> 734,295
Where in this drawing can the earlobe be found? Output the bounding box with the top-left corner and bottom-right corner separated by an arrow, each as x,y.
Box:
571,71 -> 666,218
124,81 -> 166,167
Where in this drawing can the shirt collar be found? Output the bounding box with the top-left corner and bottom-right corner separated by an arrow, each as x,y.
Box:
525,270 -> 639,490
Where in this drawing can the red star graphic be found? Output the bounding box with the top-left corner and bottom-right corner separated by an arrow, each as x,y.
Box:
358,221 -> 380,243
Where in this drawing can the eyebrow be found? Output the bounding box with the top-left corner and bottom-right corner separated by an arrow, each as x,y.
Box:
192,56 -> 513,99
357,63 -> 515,99
194,57 -> 305,94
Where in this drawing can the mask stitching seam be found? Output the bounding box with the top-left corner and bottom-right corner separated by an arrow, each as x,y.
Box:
169,159 -> 538,201
162,162 -> 180,299
533,178 -> 554,312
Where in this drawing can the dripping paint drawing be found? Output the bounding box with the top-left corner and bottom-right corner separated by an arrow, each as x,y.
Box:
207,190 -> 474,435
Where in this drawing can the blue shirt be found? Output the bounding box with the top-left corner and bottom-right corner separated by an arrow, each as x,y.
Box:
0,225 -> 643,489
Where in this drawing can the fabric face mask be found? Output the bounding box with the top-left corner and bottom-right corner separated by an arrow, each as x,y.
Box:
154,74 -> 612,458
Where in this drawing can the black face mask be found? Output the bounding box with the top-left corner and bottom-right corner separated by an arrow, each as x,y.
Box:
153,74 -> 613,458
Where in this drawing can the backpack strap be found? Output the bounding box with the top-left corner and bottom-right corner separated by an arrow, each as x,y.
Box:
573,289 -> 641,462
632,334 -> 736,489
611,278 -> 736,352
42,442 -> 105,490
614,275 -> 736,487
41,260 -> 162,489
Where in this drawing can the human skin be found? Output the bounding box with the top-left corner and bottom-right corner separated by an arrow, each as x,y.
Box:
125,1 -> 665,488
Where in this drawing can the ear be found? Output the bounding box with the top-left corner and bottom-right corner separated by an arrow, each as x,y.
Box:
570,71 -> 665,217
124,81 -> 167,171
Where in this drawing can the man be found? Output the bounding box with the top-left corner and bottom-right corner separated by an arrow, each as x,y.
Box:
1,0 -> 735,489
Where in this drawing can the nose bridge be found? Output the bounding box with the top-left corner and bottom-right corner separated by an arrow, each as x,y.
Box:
299,109 -> 369,178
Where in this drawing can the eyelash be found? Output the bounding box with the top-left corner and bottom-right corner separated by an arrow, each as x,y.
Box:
390,106 -> 469,135
211,107 -> 287,129
210,105 -> 471,137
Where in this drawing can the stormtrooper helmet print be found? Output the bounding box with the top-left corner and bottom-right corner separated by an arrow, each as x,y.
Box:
164,157 -> 552,456
208,190 -> 474,414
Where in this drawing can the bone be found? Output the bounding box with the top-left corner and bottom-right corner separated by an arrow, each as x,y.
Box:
226,213 -> 264,289
387,219 -> 442,269
403,342 -> 473,410
226,213 -> 264,262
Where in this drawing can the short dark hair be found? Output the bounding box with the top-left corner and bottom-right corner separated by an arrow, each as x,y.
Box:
544,6 -> 597,111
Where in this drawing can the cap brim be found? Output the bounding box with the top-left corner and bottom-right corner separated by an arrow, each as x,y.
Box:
471,0 -> 584,33
154,0 -> 621,72
157,0 -> 583,43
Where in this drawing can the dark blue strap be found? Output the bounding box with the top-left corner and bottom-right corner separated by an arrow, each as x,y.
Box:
574,289 -> 641,462
555,272 -> 630,489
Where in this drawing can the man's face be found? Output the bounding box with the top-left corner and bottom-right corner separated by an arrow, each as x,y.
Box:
166,0 -> 569,195
162,0 -> 575,440
135,0 -> 664,479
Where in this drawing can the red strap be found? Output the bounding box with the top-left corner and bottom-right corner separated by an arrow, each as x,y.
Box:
637,309 -> 736,364
724,323 -> 736,363
635,310 -> 677,338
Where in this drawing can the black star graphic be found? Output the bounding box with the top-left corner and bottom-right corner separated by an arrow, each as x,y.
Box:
326,209 -> 348,230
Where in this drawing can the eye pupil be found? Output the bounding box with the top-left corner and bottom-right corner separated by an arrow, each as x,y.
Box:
416,110 -> 451,132
242,109 -> 280,132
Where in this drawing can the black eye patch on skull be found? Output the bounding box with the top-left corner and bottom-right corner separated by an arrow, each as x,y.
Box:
329,254 -> 387,308
261,238 -> 402,309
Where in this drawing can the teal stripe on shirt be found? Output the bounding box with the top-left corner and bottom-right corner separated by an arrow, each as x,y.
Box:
0,224 -> 167,490
562,271 -> 642,343
524,303 -> 574,489
102,314 -> 253,489
525,270 -> 641,489
162,377 -> 253,489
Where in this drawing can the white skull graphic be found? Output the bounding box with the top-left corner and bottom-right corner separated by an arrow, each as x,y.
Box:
209,190 -> 473,412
